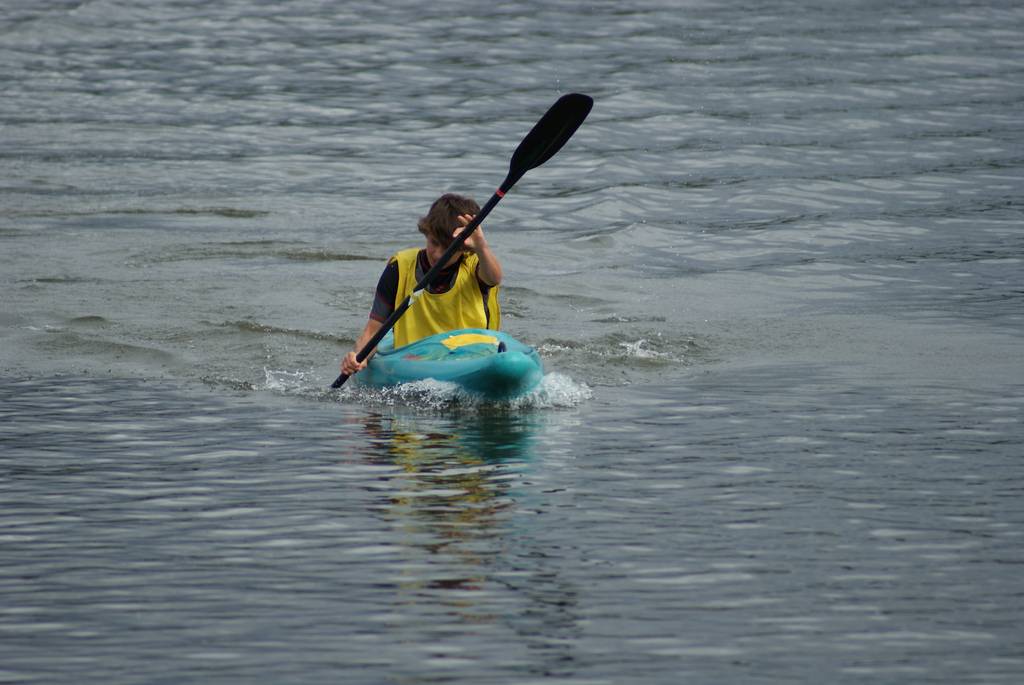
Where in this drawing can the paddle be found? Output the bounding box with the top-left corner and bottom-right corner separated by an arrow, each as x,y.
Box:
331,92 -> 594,390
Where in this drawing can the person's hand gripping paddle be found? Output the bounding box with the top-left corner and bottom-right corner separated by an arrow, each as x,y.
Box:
331,93 -> 594,390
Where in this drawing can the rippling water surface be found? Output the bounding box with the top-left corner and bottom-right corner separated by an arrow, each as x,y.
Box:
2,1 -> 1023,682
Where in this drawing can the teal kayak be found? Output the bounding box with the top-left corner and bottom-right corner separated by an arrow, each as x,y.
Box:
353,328 -> 544,400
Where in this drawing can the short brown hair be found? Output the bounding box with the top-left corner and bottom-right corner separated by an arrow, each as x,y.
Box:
417,193 -> 480,249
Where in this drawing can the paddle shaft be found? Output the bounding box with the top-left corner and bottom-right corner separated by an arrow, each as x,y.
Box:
330,190 -> 502,389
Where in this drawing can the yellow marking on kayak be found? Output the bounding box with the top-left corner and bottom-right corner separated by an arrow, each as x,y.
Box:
441,333 -> 499,350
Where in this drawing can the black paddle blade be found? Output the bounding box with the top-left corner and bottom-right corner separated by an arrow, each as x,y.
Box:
501,93 -> 593,192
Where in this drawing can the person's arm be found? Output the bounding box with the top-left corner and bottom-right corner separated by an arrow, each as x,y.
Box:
341,318 -> 383,375
454,213 -> 503,286
341,259 -> 397,376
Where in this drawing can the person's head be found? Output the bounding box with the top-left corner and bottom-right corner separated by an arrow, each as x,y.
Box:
417,193 -> 480,251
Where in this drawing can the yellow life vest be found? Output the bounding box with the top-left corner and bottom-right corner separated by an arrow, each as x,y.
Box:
391,248 -> 501,348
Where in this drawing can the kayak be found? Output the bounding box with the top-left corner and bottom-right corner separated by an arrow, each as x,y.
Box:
353,328 -> 544,400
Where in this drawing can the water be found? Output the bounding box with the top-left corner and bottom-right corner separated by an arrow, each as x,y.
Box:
2,0 -> 1023,682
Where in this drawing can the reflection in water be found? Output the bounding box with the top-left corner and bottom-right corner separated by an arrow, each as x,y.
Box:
351,408 -> 581,674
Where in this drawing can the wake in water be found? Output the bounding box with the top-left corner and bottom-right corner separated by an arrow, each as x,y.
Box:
262,367 -> 591,410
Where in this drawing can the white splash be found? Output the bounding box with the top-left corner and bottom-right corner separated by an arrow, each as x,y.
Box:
263,367 -> 312,394
619,338 -> 673,360
340,372 -> 591,411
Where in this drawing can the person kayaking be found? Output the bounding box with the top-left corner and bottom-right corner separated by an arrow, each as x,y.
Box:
340,193 -> 503,377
